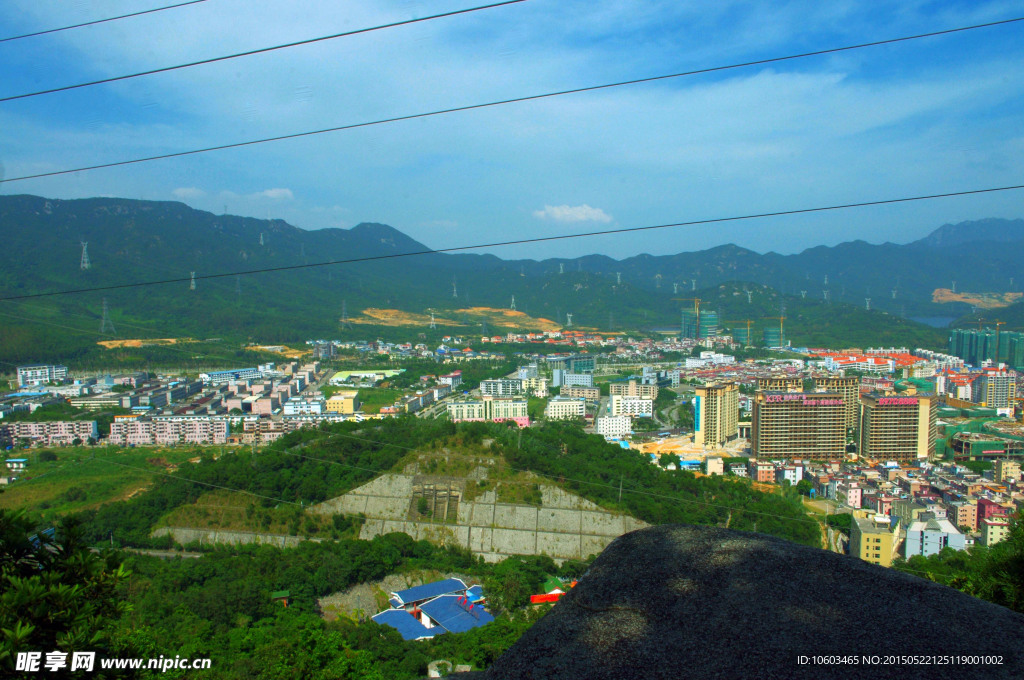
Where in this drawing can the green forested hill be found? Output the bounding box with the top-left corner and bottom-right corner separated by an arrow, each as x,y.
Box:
0,194 -> 992,364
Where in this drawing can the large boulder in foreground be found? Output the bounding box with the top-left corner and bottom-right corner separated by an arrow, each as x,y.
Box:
480,524 -> 1024,679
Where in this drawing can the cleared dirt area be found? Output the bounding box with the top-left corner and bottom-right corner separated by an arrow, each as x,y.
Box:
251,344 -> 310,358
932,288 -> 1022,309
97,338 -> 190,348
350,306 -> 561,332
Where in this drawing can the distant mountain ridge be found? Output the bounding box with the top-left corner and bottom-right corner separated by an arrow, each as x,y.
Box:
0,193 -> 1018,363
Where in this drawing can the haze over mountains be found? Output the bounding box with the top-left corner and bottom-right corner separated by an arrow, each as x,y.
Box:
0,194 -> 1021,363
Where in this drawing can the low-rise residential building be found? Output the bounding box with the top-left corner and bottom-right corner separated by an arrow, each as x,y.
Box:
596,416 -> 632,439
17,364 -> 68,387
609,380 -> 658,400
446,396 -> 529,427
705,457 -> 724,476
0,421 -> 98,447
947,500 -> 978,532
851,515 -> 900,567
326,391 -> 361,414
544,397 -> 585,420
480,379 -> 524,397
994,459 -> 1021,484
560,385 -> 600,402
551,370 -> 593,388
609,395 -> 654,418
200,368 -> 262,385
108,418 -> 228,446
283,396 -> 326,416
521,377 -> 549,397
980,517 -> 1011,546
904,512 -> 966,558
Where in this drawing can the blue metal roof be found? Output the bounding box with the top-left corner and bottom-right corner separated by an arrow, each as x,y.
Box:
371,609 -> 444,641
420,594 -> 495,634
392,578 -> 466,606
466,585 -> 484,602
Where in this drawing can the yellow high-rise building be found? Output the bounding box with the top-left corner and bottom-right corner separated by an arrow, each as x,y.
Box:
858,394 -> 936,463
694,383 -> 739,449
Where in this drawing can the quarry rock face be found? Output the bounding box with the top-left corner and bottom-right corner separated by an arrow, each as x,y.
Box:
479,524 -> 1024,679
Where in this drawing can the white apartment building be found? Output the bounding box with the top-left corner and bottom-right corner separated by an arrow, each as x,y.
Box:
544,397 -> 585,420
480,379 -> 524,397
17,364 -> 68,386
521,377 -> 550,397
596,416 -> 632,439
0,420 -> 98,446
609,395 -> 654,418
283,397 -> 326,416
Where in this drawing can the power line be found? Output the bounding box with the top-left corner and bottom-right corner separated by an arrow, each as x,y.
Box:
0,0 -> 210,43
3,14 -> 1020,180
0,0 -> 526,102
2,181 -> 1022,302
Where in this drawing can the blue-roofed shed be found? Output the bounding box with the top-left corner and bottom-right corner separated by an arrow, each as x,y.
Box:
466,585 -> 485,603
371,609 -> 444,641
391,578 -> 467,607
419,595 -> 495,634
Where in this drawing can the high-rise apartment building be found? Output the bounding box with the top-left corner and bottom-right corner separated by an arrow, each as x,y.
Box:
973,370 -> 1016,408
814,376 -> 861,431
756,377 -> 803,393
858,394 -> 936,463
751,391 -> 846,461
694,383 -> 739,449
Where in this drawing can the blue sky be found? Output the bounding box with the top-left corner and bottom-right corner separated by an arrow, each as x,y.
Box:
1,0 -> 1022,259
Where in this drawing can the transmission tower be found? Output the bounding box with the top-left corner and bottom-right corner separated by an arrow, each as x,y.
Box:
259,232 -> 265,246
510,295 -> 516,311
616,272 -> 622,285
559,263 -> 564,275
655,274 -> 662,289
566,313 -> 573,327
823,290 -> 830,303
80,241 -> 91,270
951,280 -> 956,293
99,298 -> 116,335
746,290 -> 753,304
800,290 -> 807,299
673,282 -> 679,294
824,274 -> 829,285
190,272 -> 196,291
691,279 -> 696,291
429,311 -> 437,329
452,276 -> 458,298
341,300 -> 352,329
865,298 -> 871,311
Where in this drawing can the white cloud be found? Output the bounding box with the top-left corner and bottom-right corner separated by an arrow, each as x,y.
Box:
172,187 -> 206,199
533,204 -> 613,223
257,188 -> 294,200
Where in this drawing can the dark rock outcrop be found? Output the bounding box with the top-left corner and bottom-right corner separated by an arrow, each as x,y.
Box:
479,525 -> 1024,679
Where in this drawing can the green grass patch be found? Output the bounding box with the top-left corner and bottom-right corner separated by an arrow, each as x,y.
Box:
0,446 -> 198,518
356,387 -> 405,413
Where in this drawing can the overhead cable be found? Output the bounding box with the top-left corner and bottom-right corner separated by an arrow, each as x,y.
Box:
2,15 -> 1021,177
0,0 -> 210,43
0,0 -> 526,102
1,182 -> 1022,302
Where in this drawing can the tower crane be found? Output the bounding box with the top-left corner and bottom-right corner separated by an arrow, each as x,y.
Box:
674,297 -> 702,338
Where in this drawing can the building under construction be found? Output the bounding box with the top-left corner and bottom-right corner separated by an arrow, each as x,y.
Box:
751,391 -> 846,461
762,326 -> 786,348
756,377 -> 803,393
681,309 -> 719,340
948,328 -> 1024,368
858,394 -> 936,464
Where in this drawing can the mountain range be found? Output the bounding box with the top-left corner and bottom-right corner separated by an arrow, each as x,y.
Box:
1,194 -> 1021,365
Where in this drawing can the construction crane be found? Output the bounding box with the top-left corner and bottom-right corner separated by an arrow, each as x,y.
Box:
724,319 -> 755,346
973,317 -> 987,331
761,316 -> 786,346
673,297 -> 702,338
